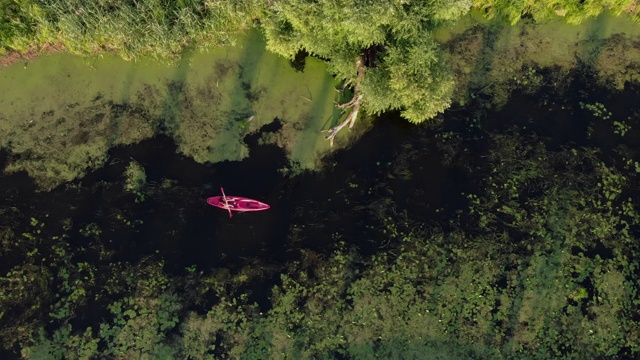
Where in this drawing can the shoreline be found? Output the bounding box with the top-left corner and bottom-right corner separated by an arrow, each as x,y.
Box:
0,42 -> 67,67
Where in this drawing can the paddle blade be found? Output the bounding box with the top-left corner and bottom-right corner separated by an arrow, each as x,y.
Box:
221,187 -> 233,218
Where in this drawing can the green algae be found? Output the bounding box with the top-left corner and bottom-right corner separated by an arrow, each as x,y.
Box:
438,11 -> 640,105
7,12 -> 640,190
0,30 -> 343,190
172,30 -> 343,167
0,53 -> 167,189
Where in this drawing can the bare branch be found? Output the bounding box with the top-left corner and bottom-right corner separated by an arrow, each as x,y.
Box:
335,80 -> 352,94
321,97 -> 362,146
322,56 -> 367,145
337,94 -> 359,109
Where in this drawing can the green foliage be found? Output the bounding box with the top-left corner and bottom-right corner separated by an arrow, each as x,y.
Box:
2,0 -> 264,59
0,263 -> 53,347
580,101 -> 612,119
613,119 -> 632,136
1,0 -> 639,135
2,125 -> 639,359
362,36 -> 455,123
22,325 -> 99,360
0,0 -> 36,52
124,160 -> 147,202
259,0 -> 468,124
123,161 -> 145,191
4,3 -> 640,357
99,293 -> 181,359
49,261 -> 96,321
93,261 -> 181,359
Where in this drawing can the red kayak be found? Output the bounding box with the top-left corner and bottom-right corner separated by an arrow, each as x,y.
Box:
207,188 -> 270,217
207,196 -> 270,212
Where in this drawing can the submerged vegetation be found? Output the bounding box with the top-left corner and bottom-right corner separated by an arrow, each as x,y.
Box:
0,29 -> 343,190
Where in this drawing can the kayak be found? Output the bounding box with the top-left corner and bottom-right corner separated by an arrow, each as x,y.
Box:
209,187 -> 270,218
207,196 -> 270,212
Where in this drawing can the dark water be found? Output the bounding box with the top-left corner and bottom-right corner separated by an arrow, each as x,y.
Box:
0,112 -> 467,276
2,73 -> 640,360
3,76 -> 640,277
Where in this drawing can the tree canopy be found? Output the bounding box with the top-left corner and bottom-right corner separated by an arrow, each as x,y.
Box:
259,0 -> 471,133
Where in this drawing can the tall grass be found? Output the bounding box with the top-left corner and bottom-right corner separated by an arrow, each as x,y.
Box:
0,0 -> 38,54
1,0 -> 265,60
4,0 -> 640,61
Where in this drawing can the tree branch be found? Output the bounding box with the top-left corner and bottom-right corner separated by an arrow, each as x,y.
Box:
322,57 -> 366,146
322,94 -> 362,146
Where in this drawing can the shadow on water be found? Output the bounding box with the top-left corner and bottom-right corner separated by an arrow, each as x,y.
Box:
127,113 -> 459,270
0,150 -> 37,194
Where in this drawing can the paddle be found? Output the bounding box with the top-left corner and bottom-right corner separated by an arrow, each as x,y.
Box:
220,187 -> 233,218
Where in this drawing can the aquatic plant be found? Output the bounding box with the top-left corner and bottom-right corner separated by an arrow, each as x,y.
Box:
2,2 -> 640,359
580,101 -> 612,120
474,0 -> 640,25
123,160 -> 147,203
4,126 -> 640,358
613,119 -> 632,136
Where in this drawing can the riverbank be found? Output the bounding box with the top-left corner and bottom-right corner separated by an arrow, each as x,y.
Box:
0,42 -> 66,67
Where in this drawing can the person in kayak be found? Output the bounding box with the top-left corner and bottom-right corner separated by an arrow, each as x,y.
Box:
222,197 -> 237,209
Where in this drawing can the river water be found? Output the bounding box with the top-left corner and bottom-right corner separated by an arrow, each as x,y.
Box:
2,24 -> 640,275
0,27 -> 404,277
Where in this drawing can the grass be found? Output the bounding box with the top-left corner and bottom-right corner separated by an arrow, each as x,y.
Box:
2,0 -> 265,60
